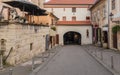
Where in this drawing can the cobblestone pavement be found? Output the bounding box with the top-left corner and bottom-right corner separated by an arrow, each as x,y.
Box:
35,45 -> 113,75
0,46 -> 62,75
82,45 -> 120,75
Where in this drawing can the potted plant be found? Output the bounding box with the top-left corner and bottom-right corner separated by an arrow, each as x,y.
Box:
51,26 -> 56,31
112,25 -> 120,33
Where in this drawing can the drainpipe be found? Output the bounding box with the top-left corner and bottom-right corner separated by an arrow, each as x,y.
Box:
108,0 -> 110,48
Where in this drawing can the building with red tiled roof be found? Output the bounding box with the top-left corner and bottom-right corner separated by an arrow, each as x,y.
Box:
45,0 -> 95,5
57,21 -> 92,25
44,0 -> 96,45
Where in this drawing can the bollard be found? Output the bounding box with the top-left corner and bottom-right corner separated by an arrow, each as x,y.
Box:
95,50 -> 97,56
9,68 -> 13,75
42,53 -> 44,62
100,51 -> 103,60
47,50 -> 50,57
32,57 -> 35,71
111,56 -> 114,69
45,50 -> 50,58
0,55 -> 3,70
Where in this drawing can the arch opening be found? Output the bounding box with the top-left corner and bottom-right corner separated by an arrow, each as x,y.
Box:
63,31 -> 81,45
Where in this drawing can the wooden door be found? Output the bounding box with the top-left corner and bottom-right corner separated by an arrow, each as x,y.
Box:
56,34 -> 59,44
113,33 -> 117,48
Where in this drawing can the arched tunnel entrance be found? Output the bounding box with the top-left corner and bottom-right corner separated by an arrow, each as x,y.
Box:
63,31 -> 81,45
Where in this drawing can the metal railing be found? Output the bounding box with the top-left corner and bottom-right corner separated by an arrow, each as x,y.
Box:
83,45 -> 120,75
31,46 -> 59,71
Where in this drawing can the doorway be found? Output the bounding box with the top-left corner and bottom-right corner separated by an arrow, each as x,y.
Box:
64,31 -> 81,45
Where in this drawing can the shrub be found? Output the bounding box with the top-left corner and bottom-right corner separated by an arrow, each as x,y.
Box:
112,25 -> 120,33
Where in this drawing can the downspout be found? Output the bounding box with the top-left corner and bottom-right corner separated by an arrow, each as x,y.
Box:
108,0 -> 110,48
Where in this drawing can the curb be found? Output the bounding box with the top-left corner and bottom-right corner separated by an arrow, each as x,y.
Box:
30,46 -> 62,75
85,49 -> 120,75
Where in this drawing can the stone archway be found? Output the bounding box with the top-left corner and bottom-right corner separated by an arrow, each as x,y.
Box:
63,31 -> 81,45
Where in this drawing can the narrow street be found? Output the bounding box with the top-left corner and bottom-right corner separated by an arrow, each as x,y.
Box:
35,45 -> 113,75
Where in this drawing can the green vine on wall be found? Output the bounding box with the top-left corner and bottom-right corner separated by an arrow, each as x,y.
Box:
51,26 -> 56,31
112,25 -> 120,33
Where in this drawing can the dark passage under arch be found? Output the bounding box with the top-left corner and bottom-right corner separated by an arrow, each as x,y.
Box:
64,31 -> 81,45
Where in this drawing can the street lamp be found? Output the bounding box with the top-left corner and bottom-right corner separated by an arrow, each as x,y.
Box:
109,12 -> 120,24
109,13 -> 114,21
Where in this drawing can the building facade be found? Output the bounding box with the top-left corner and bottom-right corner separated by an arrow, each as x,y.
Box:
0,0 -> 58,65
90,0 -> 120,50
44,0 -> 95,45
110,0 -> 120,50
90,0 -> 108,48
28,0 -> 45,8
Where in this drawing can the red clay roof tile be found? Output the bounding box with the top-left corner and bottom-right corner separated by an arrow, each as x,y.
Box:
45,0 -> 96,5
57,21 -> 92,25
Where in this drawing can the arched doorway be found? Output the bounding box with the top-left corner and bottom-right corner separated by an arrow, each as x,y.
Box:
63,31 -> 81,45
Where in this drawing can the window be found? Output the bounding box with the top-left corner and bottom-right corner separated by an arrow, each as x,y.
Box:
72,7 -> 76,13
94,12 -> 97,22
30,43 -> 33,50
86,16 -> 90,20
86,29 -> 89,38
72,16 -> 76,21
103,6 -> 106,18
63,16 -> 66,21
92,13 -> 95,22
51,19 -> 54,25
34,26 -> 39,33
1,39 -> 6,50
97,10 -> 100,21
51,8 -> 54,13
112,0 -> 115,10
103,31 -> 108,43
63,8 -> 65,11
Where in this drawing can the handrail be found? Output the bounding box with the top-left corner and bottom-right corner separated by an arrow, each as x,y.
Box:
3,47 -> 13,64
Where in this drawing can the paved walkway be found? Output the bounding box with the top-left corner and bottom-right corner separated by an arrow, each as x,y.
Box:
82,45 -> 120,75
0,46 -> 61,75
35,45 -> 113,75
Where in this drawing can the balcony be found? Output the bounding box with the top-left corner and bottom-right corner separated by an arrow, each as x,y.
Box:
0,0 -> 49,26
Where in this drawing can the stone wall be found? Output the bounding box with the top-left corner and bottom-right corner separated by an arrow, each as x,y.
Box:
0,23 -> 49,65
118,31 -> 120,50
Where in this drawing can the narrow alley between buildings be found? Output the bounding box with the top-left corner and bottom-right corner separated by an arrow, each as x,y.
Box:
34,45 -> 113,75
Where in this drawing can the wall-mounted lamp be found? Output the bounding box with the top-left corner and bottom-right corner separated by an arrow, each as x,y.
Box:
109,13 -> 120,24
109,13 -> 114,21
